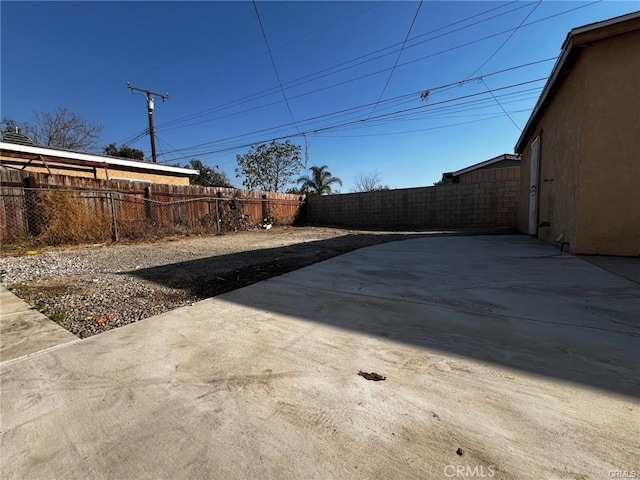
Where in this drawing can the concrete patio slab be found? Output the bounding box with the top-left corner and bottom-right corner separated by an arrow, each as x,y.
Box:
1,235 -> 639,480
0,287 -> 78,363
579,254 -> 640,285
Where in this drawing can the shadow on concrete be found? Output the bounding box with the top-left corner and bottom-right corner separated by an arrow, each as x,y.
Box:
124,230 -> 488,298
578,255 -> 640,286
126,232 -> 640,398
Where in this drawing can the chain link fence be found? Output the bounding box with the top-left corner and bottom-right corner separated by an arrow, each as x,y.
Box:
1,187 -> 304,250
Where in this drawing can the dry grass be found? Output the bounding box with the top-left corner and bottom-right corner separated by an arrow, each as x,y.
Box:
34,191 -> 112,245
1,189 -> 304,251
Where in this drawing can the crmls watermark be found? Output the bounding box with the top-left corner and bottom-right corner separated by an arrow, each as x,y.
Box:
609,471 -> 637,479
444,465 -> 496,477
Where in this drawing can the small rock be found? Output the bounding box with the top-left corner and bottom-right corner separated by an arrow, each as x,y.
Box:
456,448 -> 464,456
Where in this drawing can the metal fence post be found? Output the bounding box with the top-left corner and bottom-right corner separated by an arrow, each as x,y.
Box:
215,193 -> 221,234
110,192 -> 119,242
23,175 -> 39,236
144,186 -> 152,220
261,194 -> 269,223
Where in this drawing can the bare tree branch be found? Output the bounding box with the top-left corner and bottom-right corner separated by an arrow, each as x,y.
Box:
352,171 -> 389,192
23,107 -> 104,152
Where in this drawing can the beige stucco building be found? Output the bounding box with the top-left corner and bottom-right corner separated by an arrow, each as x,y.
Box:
515,12 -> 640,256
0,139 -> 197,186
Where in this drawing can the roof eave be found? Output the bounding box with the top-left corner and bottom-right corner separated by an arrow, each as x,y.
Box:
0,142 -> 198,176
450,154 -> 520,177
514,11 -> 640,153
514,39 -> 574,153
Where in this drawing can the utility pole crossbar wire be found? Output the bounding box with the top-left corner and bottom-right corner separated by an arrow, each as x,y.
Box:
126,82 -> 169,163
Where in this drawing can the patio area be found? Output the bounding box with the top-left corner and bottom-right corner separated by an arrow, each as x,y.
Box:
1,235 -> 638,479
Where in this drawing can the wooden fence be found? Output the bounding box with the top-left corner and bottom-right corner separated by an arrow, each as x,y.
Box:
0,170 -> 304,247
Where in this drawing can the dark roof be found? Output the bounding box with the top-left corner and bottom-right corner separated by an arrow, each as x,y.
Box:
0,131 -> 35,146
449,154 -> 520,177
515,11 -> 640,153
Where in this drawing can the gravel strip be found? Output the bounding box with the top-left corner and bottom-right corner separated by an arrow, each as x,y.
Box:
1,227 -> 393,338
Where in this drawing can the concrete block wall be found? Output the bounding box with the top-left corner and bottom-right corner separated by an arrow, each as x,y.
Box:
459,165 -> 520,184
307,180 -> 519,230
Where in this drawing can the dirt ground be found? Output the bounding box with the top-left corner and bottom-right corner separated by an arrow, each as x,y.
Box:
1,226 -> 446,338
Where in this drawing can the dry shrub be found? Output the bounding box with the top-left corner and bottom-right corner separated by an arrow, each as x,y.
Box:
114,217 -> 156,240
34,191 -> 112,245
219,198 -> 255,232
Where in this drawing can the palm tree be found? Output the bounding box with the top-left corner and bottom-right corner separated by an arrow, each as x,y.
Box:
297,165 -> 343,195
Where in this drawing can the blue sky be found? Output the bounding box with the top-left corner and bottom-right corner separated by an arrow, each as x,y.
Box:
2,1 -> 638,191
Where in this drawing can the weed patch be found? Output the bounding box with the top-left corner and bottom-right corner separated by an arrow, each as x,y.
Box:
34,190 -> 112,245
49,308 -> 67,323
34,300 -> 46,312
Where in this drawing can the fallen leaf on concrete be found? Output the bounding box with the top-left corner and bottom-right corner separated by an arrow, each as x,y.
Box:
358,371 -> 386,381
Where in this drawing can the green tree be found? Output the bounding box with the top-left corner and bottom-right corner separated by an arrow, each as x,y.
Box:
297,165 -> 342,195
103,143 -> 145,160
187,159 -> 233,187
235,140 -> 303,192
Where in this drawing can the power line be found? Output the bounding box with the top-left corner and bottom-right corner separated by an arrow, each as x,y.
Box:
154,51 -> 557,139
124,4 -> 532,146
117,2 -> 598,158
153,58 -> 554,154
157,109 -> 523,166
153,1 -> 593,136
155,135 -> 185,163
252,0 -> 301,134
121,129 -> 150,148
118,0 -> 598,145
366,0 -> 423,119
260,86 -> 539,137
145,2 -> 288,84
84,2 -> 288,115
307,78 -> 544,135
156,77 -> 546,158
334,91 -> 542,132
480,78 -> 521,131
134,1 -> 530,137
313,110 -> 530,138
167,88 -> 541,157
169,1 -> 388,100
159,77 -> 546,163
468,0 -> 542,78
213,90 -> 542,150
155,137 -> 170,162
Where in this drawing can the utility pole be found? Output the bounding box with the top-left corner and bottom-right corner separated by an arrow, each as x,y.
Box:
126,82 -> 169,163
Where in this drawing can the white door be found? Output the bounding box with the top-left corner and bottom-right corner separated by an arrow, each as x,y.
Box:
528,136 -> 540,235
